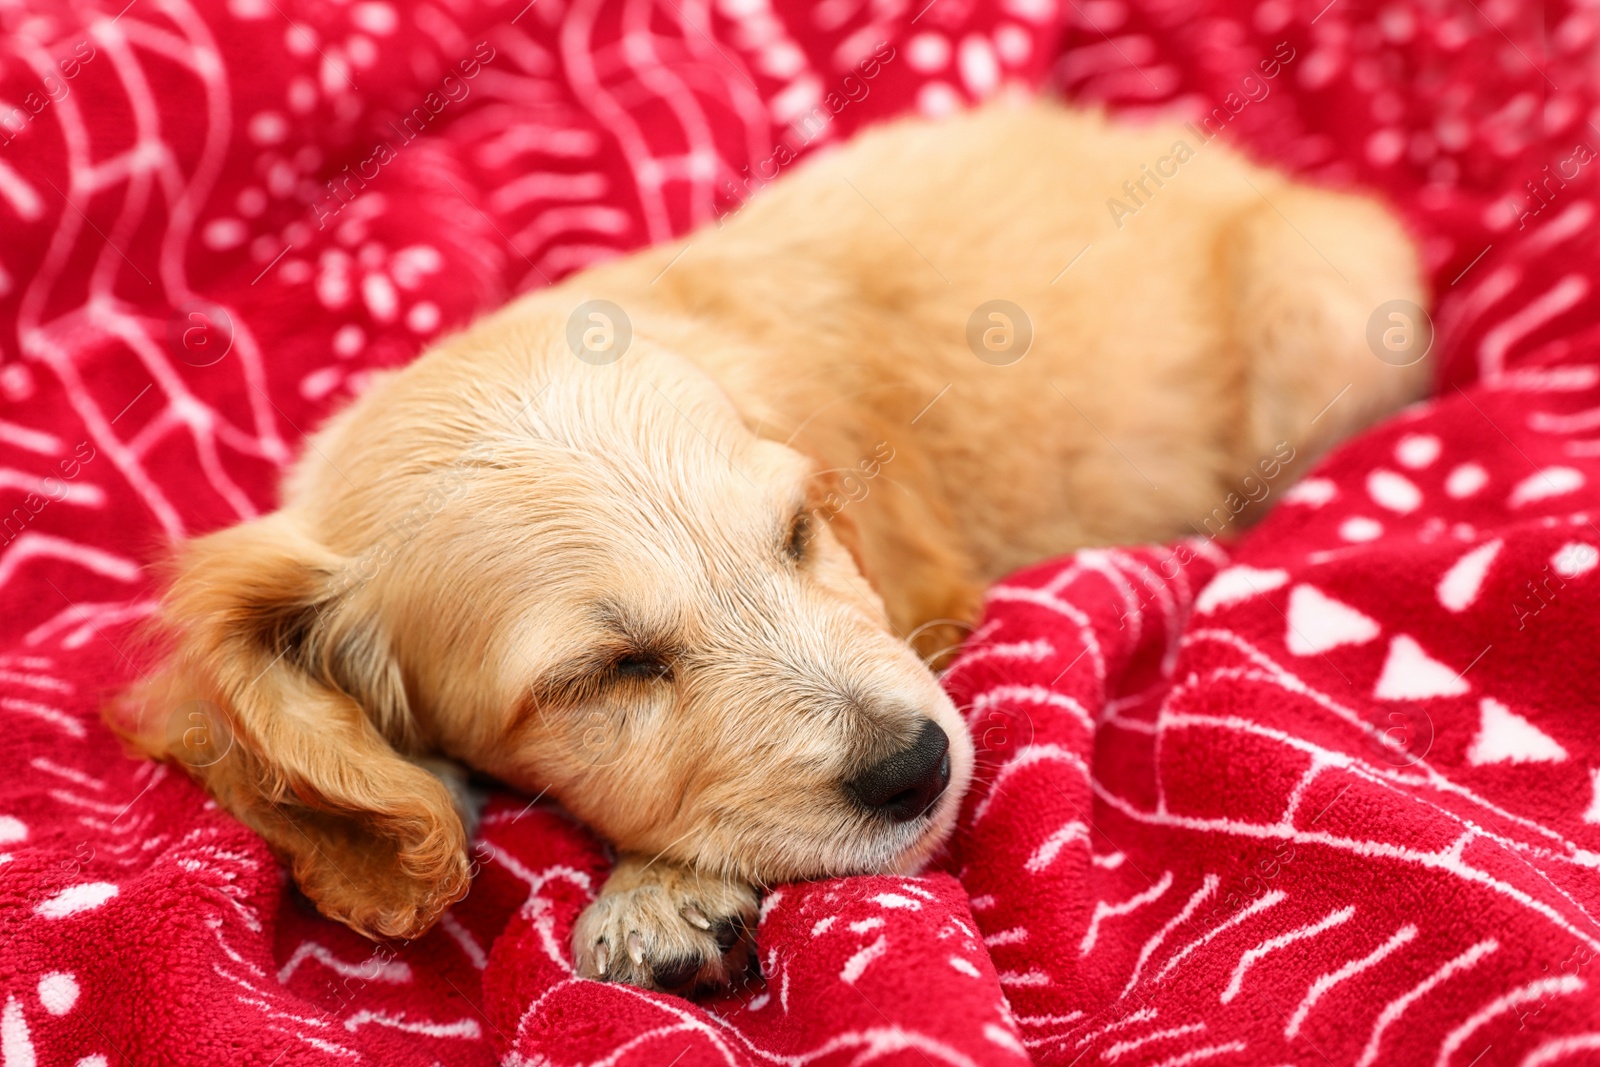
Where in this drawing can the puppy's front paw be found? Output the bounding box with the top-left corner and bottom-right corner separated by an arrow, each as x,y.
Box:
572,856 -> 757,993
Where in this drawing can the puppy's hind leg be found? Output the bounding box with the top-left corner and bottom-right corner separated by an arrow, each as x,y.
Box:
572,855 -> 759,993
1225,183 -> 1432,472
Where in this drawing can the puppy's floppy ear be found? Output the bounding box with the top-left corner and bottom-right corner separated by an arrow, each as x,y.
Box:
123,512 -> 470,940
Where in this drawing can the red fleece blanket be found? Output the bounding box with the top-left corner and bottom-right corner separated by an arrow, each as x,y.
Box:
3,0 -> 1599,1064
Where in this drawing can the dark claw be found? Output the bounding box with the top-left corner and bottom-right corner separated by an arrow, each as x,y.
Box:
711,918 -> 744,954
651,955 -> 703,990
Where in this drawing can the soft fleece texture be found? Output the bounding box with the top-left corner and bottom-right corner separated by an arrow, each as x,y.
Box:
2,0 -> 1599,1064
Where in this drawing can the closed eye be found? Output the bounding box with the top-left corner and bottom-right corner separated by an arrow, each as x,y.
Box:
612,651 -> 673,683
785,511 -> 811,563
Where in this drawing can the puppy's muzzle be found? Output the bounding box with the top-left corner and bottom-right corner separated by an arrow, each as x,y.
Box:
847,719 -> 951,823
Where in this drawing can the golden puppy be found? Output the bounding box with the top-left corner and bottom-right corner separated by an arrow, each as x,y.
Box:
117,100 -> 1428,992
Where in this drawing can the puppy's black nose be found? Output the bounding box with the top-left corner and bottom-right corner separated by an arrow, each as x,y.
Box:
847,719 -> 950,822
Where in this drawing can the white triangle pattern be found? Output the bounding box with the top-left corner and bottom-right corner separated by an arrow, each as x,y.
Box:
1196,566 -> 1289,615
1285,585 -> 1380,656
1436,539 -> 1503,613
1373,635 -> 1469,700
1466,698 -> 1568,765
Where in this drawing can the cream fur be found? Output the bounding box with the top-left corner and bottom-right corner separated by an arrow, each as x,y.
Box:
114,100 -> 1428,991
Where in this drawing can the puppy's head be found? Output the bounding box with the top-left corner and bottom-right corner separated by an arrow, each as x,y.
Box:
122,319 -> 973,938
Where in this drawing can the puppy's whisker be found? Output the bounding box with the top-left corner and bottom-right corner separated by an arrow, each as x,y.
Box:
905,616 -> 975,646
924,644 -> 970,670
806,465 -> 867,483
873,472 -> 916,499
639,826 -> 700,873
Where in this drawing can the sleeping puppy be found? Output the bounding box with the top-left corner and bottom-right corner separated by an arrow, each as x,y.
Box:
117,100 -> 1429,993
